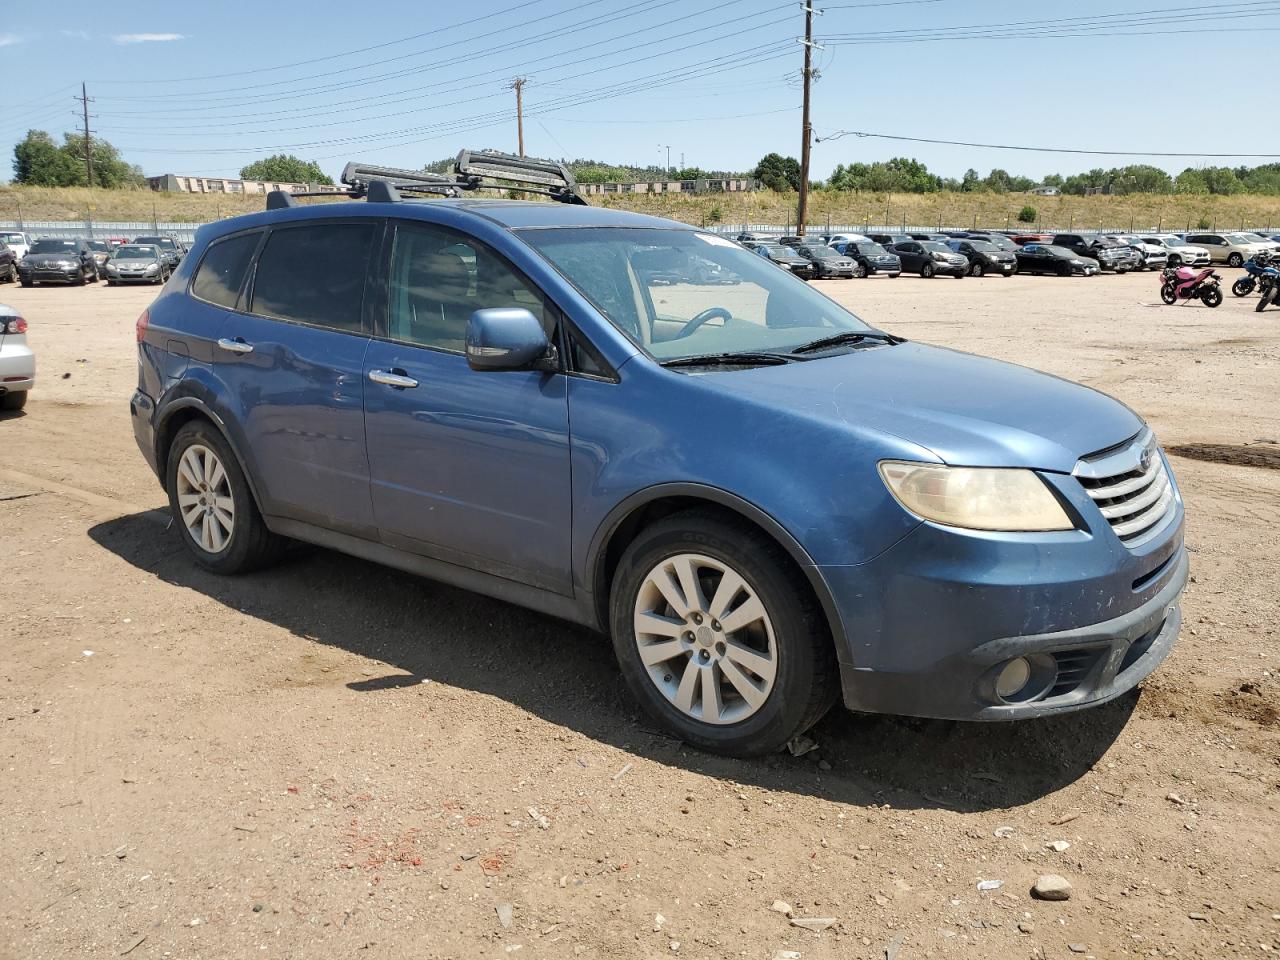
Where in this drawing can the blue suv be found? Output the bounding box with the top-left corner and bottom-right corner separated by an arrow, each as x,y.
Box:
130,153 -> 1187,757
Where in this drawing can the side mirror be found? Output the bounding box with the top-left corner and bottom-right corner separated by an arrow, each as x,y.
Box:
466,307 -> 556,372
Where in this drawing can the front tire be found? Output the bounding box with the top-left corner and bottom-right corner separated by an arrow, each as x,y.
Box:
610,512 -> 837,758
920,262 -> 935,278
1160,282 -> 1178,305
970,261 -> 985,277
1232,277 -> 1255,297
165,421 -> 284,574
1228,252 -> 1244,268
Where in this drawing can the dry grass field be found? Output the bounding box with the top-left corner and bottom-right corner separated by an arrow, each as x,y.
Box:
6,182 -> 1280,233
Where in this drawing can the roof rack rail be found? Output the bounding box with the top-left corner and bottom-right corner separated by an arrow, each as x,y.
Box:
266,149 -> 588,211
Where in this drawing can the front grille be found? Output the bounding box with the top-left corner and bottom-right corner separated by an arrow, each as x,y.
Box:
1074,429 -> 1176,547
1049,648 -> 1105,698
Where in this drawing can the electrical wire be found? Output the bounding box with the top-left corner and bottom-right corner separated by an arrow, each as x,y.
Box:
814,129 -> 1280,158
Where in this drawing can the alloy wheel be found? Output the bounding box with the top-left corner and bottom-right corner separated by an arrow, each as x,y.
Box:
632,553 -> 777,725
175,443 -> 235,553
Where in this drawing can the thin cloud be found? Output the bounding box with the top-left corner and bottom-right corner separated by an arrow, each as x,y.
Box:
113,33 -> 187,44
61,30 -> 92,40
0,34 -> 22,47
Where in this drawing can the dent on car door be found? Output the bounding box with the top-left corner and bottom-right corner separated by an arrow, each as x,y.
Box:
362,219 -> 573,594
217,220 -> 378,534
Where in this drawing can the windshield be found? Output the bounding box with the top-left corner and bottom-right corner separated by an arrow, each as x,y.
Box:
30,240 -> 76,254
965,240 -> 997,252
135,236 -> 177,249
1040,246 -> 1075,257
113,245 -> 158,259
856,242 -> 888,255
759,244 -> 791,257
1,233 -> 24,245
1228,234 -> 1254,243
799,245 -> 840,258
87,241 -> 108,252
521,228 -> 871,362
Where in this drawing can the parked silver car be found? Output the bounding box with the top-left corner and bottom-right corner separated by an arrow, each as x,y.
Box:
105,244 -> 170,285
0,303 -> 34,411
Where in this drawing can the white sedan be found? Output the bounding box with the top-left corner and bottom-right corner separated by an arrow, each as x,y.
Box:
0,302 -> 33,412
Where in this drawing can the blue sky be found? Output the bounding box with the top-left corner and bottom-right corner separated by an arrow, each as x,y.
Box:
2,0 -> 1277,185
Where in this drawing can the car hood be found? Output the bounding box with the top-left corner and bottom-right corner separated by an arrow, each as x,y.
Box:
700,342 -> 1142,472
24,253 -> 75,264
112,259 -> 159,267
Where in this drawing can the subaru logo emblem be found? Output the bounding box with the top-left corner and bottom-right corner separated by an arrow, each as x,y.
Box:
1139,447 -> 1153,472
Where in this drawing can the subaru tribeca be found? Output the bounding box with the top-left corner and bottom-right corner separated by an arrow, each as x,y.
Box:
129,153 -> 1187,757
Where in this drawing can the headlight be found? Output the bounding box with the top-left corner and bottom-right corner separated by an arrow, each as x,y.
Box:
106,264 -> 118,273
144,263 -> 159,273
878,461 -> 1073,532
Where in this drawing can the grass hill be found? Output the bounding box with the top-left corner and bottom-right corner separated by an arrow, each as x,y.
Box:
5,183 -> 1280,234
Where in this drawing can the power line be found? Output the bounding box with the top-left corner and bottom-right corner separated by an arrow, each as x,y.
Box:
813,129 -> 1280,158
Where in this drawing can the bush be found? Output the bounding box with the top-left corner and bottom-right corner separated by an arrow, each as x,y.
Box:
706,204 -> 723,224
1016,205 -> 1037,224
1196,216 -> 1212,230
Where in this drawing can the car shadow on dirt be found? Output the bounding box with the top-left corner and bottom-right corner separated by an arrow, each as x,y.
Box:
90,511 -> 1136,814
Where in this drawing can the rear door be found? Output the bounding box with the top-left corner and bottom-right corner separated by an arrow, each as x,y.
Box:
362,218 -> 572,593
217,219 -> 379,536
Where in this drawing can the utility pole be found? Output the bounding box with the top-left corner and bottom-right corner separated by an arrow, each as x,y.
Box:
796,4 -> 822,234
659,144 -> 671,176
77,82 -> 95,188
510,78 -> 527,157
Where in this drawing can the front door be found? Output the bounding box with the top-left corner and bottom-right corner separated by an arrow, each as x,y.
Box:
217,220 -> 379,535
362,219 -> 573,594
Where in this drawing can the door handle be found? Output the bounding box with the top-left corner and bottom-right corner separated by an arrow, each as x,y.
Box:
217,337 -> 254,354
368,368 -> 419,389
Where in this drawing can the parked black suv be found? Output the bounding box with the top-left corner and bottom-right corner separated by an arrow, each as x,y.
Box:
834,240 -> 902,278
17,238 -> 100,286
1051,234 -> 1140,274
945,239 -> 1017,277
0,241 -> 16,284
889,240 -> 968,278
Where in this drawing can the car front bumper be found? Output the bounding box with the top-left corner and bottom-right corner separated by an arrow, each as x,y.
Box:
108,271 -> 163,283
19,266 -> 81,283
819,474 -> 1187,721
0,340 -> 36,393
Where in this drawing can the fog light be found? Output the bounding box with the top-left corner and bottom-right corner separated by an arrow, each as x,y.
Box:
995,657 -> 1032,700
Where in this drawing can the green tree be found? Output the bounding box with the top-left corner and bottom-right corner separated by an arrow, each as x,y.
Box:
240,154 -> 333,185
1175,168 -> 1209,194
12,130 -> 75,186
753,152 -> 801,191
984,168 -> 1013,194
61,132 -> 140,188
960,168 -> 981,192
1201,166 -> 1243,195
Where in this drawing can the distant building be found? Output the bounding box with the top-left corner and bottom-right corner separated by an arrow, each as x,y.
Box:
1028,184 -> 1061,197
576,177 -> 759,197
147,174 -> 345,196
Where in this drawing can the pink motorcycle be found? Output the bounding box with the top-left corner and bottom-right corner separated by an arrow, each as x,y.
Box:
1159,265 -> 1223,307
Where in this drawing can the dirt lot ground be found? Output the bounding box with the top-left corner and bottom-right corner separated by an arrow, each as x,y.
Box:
1,268 -> 1277,960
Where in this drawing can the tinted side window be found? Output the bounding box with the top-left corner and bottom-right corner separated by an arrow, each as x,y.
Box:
192,232 -> 260,309
387,221 -> 547,352
251,222 -> 375,333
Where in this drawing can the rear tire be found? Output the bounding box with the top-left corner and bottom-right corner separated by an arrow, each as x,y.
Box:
165,421 -> 285,575
610,511 -> 838,758
1058,263 -> 1072,277
1202,287 -> 1223,307
970,261 -> 985,277
19,279 -> 32,288
0,390 -> 27,412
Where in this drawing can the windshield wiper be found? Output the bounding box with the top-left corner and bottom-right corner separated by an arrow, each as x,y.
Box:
659,351 -> 797,368
790,330 -> 906,355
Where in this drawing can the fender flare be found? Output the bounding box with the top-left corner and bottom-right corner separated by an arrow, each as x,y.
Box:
154,395 -> 267,516
586,482 -> 849,655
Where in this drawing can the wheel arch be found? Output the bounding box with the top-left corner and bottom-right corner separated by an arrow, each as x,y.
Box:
154,398 -> 267,515
587,484 -> 849,656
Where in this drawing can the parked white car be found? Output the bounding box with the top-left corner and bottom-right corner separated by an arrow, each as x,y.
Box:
1141,235 -> 1210,267
0,232 -> 32,262
1239,232 -> 1280,254
0,302 -> 34,412
1184,232 -> 1268,267
823,233 -> 872,247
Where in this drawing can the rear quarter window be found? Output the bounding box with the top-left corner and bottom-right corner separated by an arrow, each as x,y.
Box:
250,222 -> 376,333
191,232 -> 261,309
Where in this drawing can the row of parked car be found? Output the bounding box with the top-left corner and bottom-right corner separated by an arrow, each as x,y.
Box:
734,229 -> 1280,280
0,232 -> 188,287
